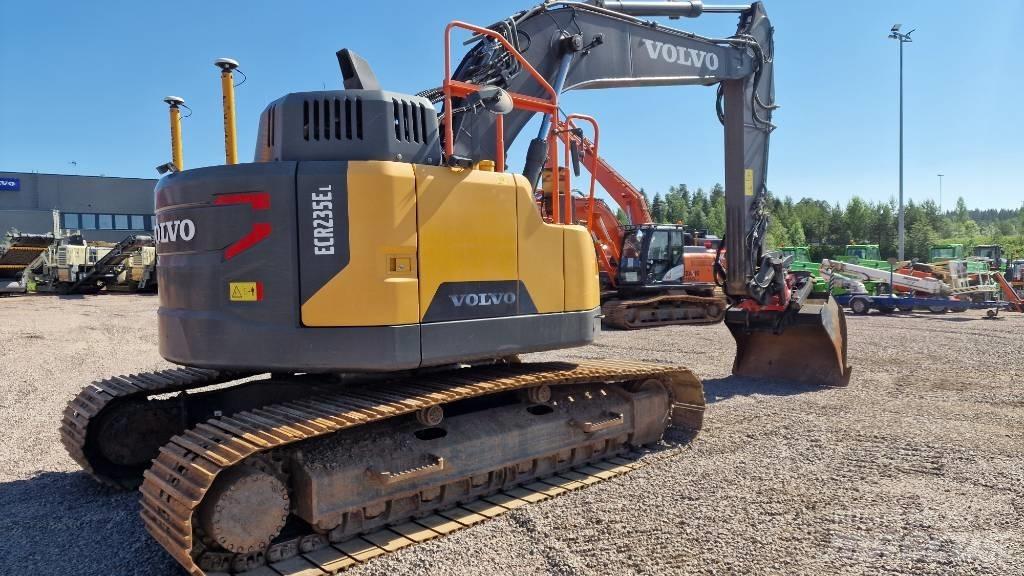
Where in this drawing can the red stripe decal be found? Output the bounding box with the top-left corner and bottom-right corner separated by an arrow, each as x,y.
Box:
214,192 -> 271,210
224,223 -> 272,260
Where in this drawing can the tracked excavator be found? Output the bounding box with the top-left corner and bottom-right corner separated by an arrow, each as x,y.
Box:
60,2 -> 849,574
562,136 -> 728,329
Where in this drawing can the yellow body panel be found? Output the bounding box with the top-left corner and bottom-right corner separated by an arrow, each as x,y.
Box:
563,224 -> 600,312
513,174 -> 564,314
415,165 -> 519,318
301,161 -> 419,326
303,162 -> 597,327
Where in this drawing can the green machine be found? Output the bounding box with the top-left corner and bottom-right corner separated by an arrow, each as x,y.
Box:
930,243 -> 988,273
781,246 -> 877,296
835,244 -> 889,270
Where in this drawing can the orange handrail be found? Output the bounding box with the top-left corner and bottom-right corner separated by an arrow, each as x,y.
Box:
562,114 -> 600,229
442,21 -> 558,171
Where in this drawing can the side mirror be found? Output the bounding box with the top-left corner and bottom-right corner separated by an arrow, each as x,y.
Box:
467,85 -> 513,115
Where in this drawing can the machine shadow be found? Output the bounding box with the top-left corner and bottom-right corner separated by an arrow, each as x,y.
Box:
701,375 -> 826,404
0,471 -> 176,576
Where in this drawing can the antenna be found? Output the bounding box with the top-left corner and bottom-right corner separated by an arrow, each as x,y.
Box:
214,58 -> 241,165
162,95 -> 186,172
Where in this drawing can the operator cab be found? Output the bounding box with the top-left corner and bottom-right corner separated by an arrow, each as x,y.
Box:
616,225 -> 692,291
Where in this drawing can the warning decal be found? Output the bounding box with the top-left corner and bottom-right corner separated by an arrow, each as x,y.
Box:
229,281 -> 261,302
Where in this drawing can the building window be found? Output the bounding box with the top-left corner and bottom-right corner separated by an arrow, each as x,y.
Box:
81,214 -> 97,230
99,214 -> 113,229
63,213 -> 80,229
130,215 -> 145,230
144,215 -> 155,231
114,214 -> 129,229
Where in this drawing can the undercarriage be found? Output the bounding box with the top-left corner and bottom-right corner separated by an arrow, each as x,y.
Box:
602,294 -> 727,329
62,360 -> 704,575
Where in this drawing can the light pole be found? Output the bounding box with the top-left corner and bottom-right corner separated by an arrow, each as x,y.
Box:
889,24 -> 914,261
937,173 -> 944,212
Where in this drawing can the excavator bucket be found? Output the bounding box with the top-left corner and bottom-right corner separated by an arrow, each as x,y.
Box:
726,296 -> 851,387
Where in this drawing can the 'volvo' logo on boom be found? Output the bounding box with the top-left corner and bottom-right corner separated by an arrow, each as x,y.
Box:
156,218 -> 196,243
448,292 -> 517,307
640,39 -> 719,71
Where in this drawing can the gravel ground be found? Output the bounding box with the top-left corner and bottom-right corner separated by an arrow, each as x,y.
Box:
1,294 -> 1021,575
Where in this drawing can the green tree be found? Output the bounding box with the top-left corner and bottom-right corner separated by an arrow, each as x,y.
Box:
788,216 -> 807,246
954,197 -> 969,225
871,200 -> 897,258
651,193 -> 665,223
793,199 -> 831,245
707,194 -> 726,236
907,219 -> 938,261
664,185 -> 688,224
827,203 -> 849,246
692,188 -> 708,216
688,206 -> 707,231
615,208 -> 628,225
844,196 -> 871,242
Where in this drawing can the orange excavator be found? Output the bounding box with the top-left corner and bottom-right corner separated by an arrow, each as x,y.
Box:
544,131 -> 727,329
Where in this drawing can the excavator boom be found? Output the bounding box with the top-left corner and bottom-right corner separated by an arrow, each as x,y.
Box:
445,1 -> 849,385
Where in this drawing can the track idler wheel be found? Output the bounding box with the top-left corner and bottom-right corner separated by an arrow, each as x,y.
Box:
94,400 -> 182,468
198,464 -> 290,554
727,296 -> 852,387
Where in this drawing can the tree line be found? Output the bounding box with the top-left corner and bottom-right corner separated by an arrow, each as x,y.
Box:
616,184 -> 1024,262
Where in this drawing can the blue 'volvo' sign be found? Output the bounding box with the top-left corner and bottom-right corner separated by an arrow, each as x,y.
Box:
0,178 -> 20,191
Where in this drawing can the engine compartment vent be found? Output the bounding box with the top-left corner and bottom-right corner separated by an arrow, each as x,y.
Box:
303,97 -> 364,142
255,90 -> 440,165
392,98 -> 430,144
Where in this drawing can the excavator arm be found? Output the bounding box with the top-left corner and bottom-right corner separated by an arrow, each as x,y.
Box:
447,2 -> 770,191
446,1 -> 773,294
440,0 -> 850,387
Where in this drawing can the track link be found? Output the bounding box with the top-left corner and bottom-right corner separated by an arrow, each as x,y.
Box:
138,359 -> 704,576
602,294 -> 726,329
60,367 -> 248,489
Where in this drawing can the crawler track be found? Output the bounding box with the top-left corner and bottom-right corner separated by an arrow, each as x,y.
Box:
603,294 -> 727,329
137,360 -> 704,575
60,367 -> 248,489
212,454 -> 647,575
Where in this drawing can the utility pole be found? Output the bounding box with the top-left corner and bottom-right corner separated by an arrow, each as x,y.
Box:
937,173 -> 943,212
889,24 -> 914,261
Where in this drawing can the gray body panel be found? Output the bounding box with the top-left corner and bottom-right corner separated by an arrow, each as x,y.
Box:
421,307 -> 599,366
254,90 -> 441,166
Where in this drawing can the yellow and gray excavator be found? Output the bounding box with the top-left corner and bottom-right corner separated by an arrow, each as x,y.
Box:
60,2 -> 849,574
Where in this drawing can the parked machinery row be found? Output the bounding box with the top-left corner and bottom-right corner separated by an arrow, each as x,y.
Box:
781,243 -> 1018,315
0,228 -> 157,295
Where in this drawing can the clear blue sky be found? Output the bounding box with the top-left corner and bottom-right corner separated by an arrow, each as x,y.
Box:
2,1 -> 1021,210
